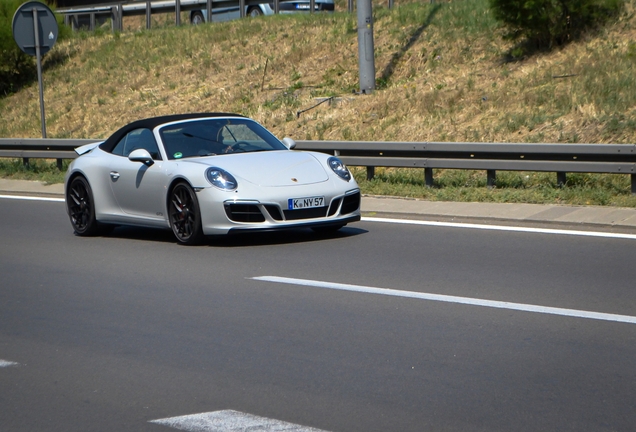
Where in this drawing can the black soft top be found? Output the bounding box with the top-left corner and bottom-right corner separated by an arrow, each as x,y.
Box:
99,112 -> 245,153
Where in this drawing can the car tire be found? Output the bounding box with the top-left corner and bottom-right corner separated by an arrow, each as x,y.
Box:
191,11 -> 205,25
247,6 -> 263,17
67,175 -> 100,236
169,182 -> 204,245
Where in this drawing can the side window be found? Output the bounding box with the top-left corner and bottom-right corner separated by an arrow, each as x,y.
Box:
111,128 -> 161,160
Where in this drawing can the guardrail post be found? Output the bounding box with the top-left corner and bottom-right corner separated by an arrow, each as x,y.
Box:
557,171 -> 567,187
366,166 -> 375,180
119,3 -> 124,31
89,13 -> 95,31
310,0 -> 315,13
425,168 -> 434,187
207,0 -> 212,22
487,170 -> 496,187
348,0 -> 354,13
111,6 -> 119,32
239,0 -> 245,18
175,0 -> 181,25
146,1 -> 151,29
274,0 -> 279,14
631,174 -> 636,195
388,0 -> 394,9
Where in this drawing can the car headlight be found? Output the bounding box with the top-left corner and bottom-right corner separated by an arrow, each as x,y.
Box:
328,157 -> 351,181
206,167 -> 238,190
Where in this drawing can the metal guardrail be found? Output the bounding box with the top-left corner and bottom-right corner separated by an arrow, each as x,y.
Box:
0,138 -> 635,193
299,140 -> 636,193
0,138 -> 98,160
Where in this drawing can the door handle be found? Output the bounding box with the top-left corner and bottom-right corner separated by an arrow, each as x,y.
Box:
110,171 -> 120,180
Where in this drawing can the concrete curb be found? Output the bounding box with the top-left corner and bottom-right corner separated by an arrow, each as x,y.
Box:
0,179 -> 64,198
361,195 -> 636,230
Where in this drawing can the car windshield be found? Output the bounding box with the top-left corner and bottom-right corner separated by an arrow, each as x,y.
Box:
159,118 -> 288,160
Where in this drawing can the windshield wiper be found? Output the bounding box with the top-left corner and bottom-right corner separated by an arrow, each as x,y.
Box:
182,132 -> 222,145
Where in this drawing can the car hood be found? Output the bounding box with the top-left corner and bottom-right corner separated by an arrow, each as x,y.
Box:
184,151 -> 329,186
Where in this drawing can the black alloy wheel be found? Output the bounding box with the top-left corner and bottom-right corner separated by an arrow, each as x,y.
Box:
169,182 -> 204,245
248,6 -> 263,17
67,176 -> 99,236
191,11 -> 205,25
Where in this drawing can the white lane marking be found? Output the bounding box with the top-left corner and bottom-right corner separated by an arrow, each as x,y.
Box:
362,216 -> 636,240
0,194 -> 64,203
0,359 -> 19,367
150,410 -> 328,432
251,276 -> 636,325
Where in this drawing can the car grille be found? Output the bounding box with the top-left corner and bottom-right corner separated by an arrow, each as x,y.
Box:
283,206 -> 328,220
224,204 -> 265,223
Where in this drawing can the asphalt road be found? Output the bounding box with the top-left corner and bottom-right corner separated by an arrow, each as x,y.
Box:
1,197 -> 635,432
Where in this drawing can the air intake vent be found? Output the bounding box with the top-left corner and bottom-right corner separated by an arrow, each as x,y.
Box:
264,205 -> 283,221
224,204 -> 265,223
328,197 -> 342,216
341,192 -> 361,215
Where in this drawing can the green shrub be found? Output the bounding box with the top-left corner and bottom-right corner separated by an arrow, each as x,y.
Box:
0,0 -> 71,97
488,0 -> 624,48
1,0 -> 34,96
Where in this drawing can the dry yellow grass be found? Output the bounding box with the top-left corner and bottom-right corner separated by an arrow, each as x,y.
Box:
1,0 -> 635,147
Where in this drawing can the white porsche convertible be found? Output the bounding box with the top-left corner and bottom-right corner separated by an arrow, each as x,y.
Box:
65,113 -> 361,244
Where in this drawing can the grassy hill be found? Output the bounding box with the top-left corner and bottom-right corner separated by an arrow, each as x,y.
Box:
1,0 -> 636,206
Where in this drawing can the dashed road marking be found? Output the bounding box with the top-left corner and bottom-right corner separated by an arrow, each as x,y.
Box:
0,359 -> 19,367
251,276 -> 636,325
150,410 -> 328,431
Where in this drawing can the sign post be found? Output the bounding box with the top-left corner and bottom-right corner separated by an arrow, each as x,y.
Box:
12,1 -> 58,166
356,0 -> 375,94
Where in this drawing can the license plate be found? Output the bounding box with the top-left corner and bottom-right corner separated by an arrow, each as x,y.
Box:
288,196 -> 325,210
296,4 -> 311,9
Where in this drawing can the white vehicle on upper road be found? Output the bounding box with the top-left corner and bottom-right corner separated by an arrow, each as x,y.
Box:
190,0 -> 334,23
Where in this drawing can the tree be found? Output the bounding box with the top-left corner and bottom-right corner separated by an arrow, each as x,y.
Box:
0,0 -> 70,97
489,0 -> 624,49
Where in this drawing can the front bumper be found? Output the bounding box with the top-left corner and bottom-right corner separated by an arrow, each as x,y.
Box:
226,214 -> 360,235
197,187 -> 361,235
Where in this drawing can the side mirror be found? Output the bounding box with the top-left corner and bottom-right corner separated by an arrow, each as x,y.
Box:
282,137 -> 296,150
128,148 -> 154,166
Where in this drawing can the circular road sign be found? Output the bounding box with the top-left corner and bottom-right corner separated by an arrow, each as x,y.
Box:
12,1 -> 59,57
